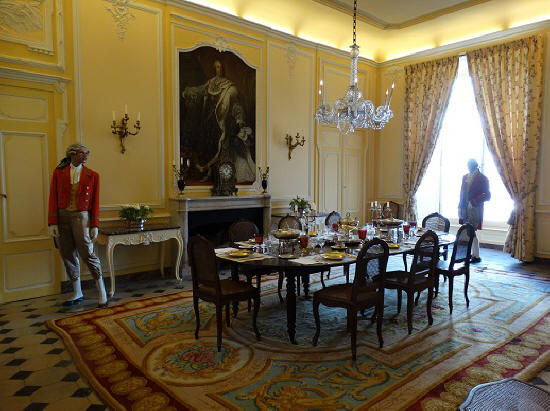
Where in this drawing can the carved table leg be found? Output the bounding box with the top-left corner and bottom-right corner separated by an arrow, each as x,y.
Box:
286,271 -> 297,344
107,241 -> 116,298
231,263 -> 239,318
174,232 -> 184,288
160,242 -> 166,278
302,274 -> 310,299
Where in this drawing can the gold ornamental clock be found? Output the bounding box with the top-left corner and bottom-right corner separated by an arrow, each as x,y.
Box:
211,161 -> 238,196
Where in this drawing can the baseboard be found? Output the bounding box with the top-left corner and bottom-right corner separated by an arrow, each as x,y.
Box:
480,243 -> 503,250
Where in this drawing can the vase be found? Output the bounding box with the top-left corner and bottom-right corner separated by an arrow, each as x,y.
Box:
127,218 -> 146,230
177,178 -> 186,194
261,179 -> 268,193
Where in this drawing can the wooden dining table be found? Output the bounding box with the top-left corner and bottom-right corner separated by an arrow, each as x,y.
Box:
216,232 -> 455,344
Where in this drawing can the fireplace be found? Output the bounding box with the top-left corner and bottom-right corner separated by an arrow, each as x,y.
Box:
170,195 -> 271,276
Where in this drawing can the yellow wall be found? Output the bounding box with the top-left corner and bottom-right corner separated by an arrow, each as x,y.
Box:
0,0 -> 548,301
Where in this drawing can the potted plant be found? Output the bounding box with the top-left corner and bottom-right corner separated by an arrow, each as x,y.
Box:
289,196 -> 312,215
119,204 -> 152,230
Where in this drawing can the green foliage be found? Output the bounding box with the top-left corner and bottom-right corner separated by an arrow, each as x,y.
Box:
119,204 -> 152,221
289,196 -> 312,211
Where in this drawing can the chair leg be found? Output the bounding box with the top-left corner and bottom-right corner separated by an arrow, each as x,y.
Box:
216,305 -> 223,352
327,268 -> 331,279
297,275 -> 301,296
193,296 -> 200,339
397,290 -> 402,313
435,273 -> 440,298
345,266 -> 350,284
377,299 -> 384,348
370,306 -> 376,323
427,286 -> 434,325
406,291 -> 414,334
252,294 -> 261,341
448,275 -> 454,314
464,271 -> 470,307
225,303 -> 231,327
402,253 -> 408,271
277,272 -> 285,305
349,309 -> 358,361
312,298 -> 321,346
320,271 -> 326,288
414,291 -> 421,305
247,274 -> 252,312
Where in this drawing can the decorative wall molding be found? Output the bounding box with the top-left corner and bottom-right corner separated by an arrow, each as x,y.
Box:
213,35 -> 229,52
104,0 -> 136,40
286,42 -> 298,75
0,94 -> 48,122
0,0 -> 65,71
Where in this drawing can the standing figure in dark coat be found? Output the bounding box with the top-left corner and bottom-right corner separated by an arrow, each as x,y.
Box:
459,158 -> 491,263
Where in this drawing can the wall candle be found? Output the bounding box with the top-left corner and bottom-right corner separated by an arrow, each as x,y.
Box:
180,157 -> 183,166
319,80 -> 324,104
186,159 -> 190,167
112,111 -> 115,121
124,104 -> 128,115
137,112 -> 141,121
384,89 -> 389,106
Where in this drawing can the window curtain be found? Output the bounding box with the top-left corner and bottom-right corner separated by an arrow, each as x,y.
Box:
467,35 -> 545,262
402,56 -> 459,221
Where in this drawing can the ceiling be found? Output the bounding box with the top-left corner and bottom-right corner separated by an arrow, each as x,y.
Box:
189,0 -> 550,62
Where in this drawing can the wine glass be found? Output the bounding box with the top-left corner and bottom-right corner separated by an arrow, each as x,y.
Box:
254,234 -> 264,253
358,227 -> 367,242
402,222 -> 411,239
409,221 -> 417,236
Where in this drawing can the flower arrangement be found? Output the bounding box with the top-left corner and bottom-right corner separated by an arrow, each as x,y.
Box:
289,196 -> 312,212
119,204 -> 152,222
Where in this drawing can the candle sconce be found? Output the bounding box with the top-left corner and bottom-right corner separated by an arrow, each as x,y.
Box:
258,166 -> 269,193
111,112 -> 141,154
285,133 -> 306,160
172,158 -> 191,195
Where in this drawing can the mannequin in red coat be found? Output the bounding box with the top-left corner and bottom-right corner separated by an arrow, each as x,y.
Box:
48,144 -> 108,307
458,158 -> 491,263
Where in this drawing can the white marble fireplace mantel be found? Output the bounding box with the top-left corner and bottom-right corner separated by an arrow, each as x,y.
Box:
169,194 -> 271,275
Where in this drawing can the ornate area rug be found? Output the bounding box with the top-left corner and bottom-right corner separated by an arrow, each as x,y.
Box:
48,268 -> 550,410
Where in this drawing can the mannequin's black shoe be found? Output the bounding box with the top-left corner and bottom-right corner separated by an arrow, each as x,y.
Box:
62,296 -> 84,306
471,257 -> 482,264
97,300 -> 109,308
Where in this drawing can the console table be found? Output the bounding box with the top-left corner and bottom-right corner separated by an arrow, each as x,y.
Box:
97,224 -> 184,297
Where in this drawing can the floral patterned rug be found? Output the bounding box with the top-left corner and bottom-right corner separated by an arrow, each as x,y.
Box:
47,268 -> 550,410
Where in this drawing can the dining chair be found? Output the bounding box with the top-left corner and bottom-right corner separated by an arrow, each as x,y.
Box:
436,223 -> 475,314
403,211 -> 450,271
312,238 -> 389,360
188,235 -> 261,352
227,219 -> 269,312
385,230 -> 439,334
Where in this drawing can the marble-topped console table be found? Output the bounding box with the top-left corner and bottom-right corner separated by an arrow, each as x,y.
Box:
97,224 -> 184,297
169,194 -> 271,275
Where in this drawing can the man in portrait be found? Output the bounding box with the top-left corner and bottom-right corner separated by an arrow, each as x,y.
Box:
180,48 -> 256,185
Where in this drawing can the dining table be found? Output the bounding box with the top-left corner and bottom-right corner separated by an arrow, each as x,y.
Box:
215,231 -> 455,344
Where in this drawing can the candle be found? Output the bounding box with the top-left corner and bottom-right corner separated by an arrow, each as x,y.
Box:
388,82 -> 394,106
137,112 -> 141,121
319,80 -> 324,104
180,157 -> 183,166
112,111 -> 115,121
384,89 -> 389,106
124,104 -> 128,115
386,201 -> 390,207
186,158 -> 190,167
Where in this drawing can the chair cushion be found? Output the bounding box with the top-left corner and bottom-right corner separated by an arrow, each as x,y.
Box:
385,271 -> 431,288
314,284 -> 378,305
199,279 -> 256,298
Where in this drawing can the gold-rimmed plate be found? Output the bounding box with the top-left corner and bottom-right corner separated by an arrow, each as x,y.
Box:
387,243 -> 400,249
228,250 -> 252,258
331,244 -> 347,251
322,252 -> 347,260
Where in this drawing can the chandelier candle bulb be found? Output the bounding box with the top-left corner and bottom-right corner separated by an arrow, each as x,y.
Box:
137,112 -> 141,121
124,104 -> 128,114
112,111 -> 115,121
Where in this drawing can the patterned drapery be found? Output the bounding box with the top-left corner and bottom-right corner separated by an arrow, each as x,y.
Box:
402,57 -> 459,222
467,35 -> 545,262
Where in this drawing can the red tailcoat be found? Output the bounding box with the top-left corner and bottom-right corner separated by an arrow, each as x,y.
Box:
48,166 -> 100,227
458,171 -> 490,229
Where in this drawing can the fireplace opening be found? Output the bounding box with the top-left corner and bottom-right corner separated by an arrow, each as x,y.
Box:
188,207 -> 264,247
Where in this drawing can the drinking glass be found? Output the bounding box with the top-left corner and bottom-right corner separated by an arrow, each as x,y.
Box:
358,228 -> 367,241
402,222 -> 411,238
332,223 -> 339,232
299,235 -> 309,249
409,221 -> 417,236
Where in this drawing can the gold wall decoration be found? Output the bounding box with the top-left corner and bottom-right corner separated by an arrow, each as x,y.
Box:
104,0 -> 135,40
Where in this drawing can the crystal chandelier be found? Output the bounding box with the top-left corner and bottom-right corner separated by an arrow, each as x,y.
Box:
315,0 -> 394,134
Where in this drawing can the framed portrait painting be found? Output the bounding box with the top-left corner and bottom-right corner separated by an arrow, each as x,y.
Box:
179,46 -> 256,186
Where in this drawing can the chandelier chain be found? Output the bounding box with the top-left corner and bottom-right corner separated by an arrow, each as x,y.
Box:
353,0 -> 357,45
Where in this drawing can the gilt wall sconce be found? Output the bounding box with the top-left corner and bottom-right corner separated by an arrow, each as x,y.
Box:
285,133 -> 306,160
111,104 -> 141,154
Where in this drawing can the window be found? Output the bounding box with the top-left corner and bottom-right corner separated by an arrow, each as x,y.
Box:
416,56 -> 513,226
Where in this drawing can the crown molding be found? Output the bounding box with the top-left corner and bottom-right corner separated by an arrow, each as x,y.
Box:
157,0 -> 378,67
379,19 -> 550,67
0,67 -> 70,84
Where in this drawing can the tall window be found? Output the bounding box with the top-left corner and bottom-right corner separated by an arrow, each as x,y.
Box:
416,56 -> 513,226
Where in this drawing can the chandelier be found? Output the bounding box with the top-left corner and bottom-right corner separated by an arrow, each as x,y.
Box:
315,0 -> 394,134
